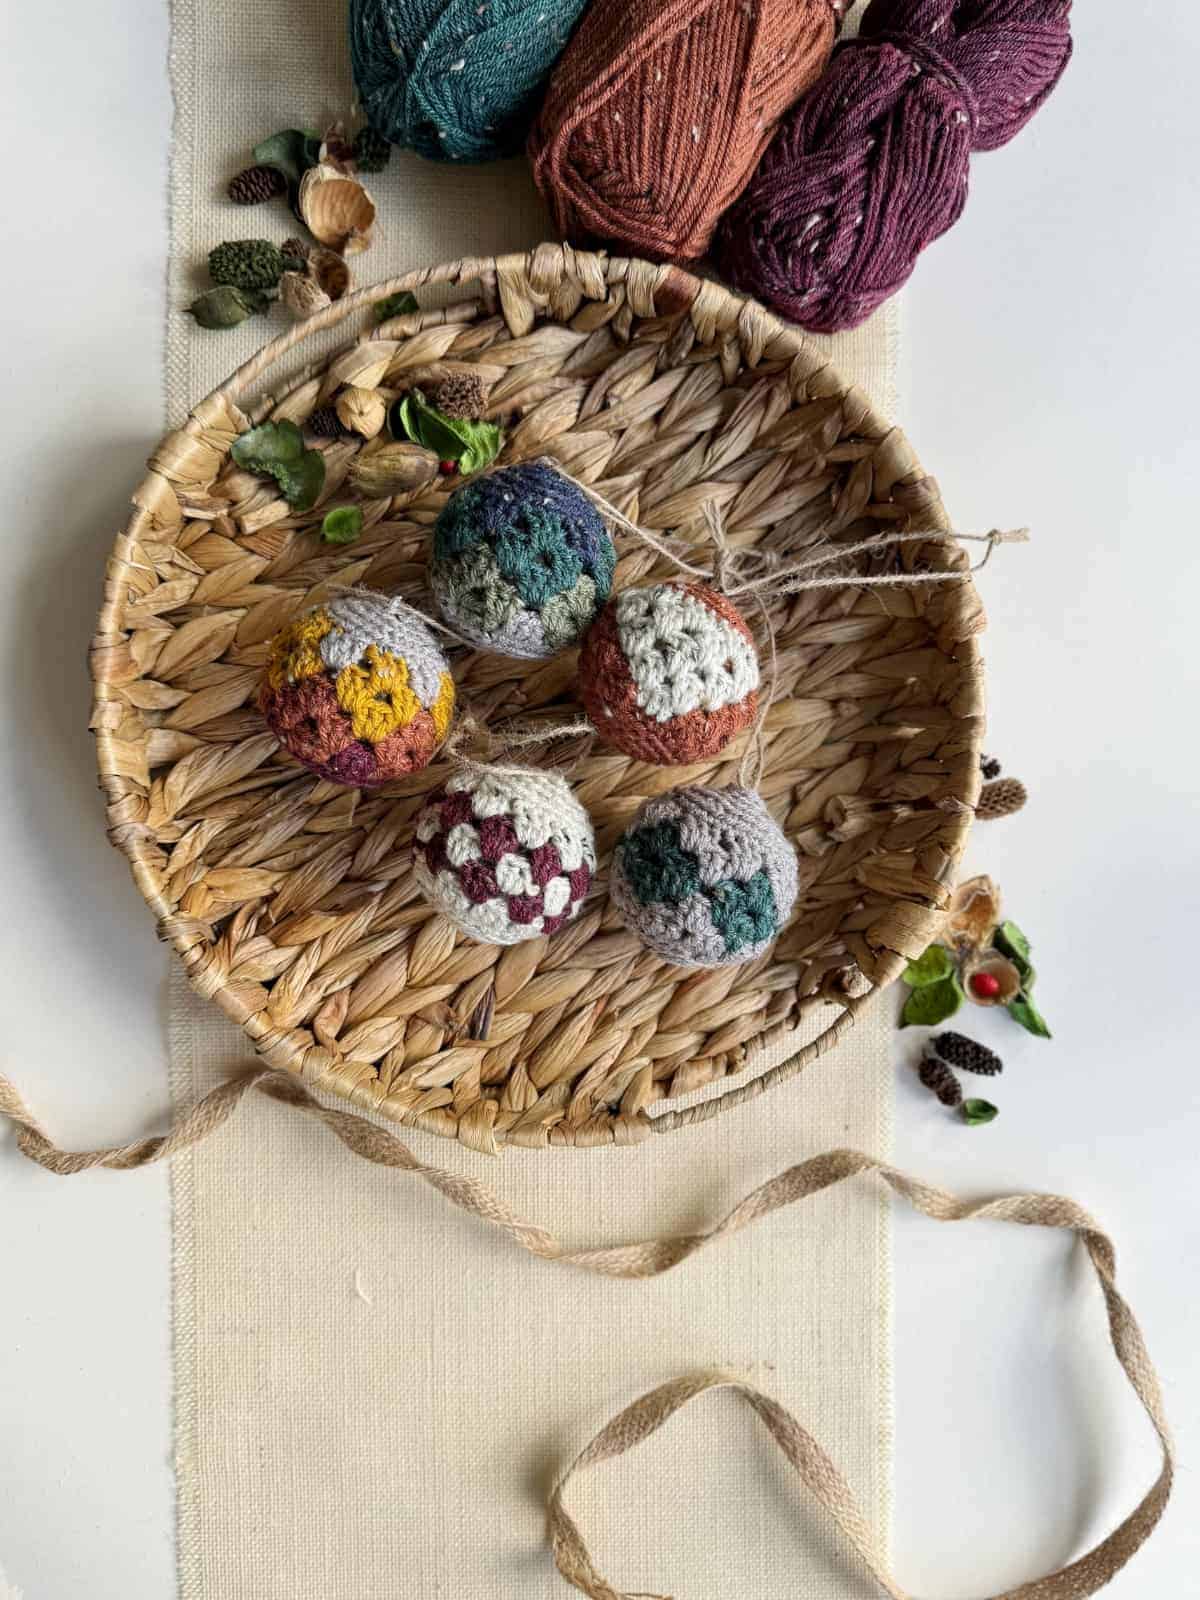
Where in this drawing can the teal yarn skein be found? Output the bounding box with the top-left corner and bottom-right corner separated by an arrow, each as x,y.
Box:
349,0 -> 589,162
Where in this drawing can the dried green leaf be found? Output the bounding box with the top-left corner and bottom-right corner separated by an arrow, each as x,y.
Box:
231,421 -> 324,510
899,973 -> 963,1028
231,420 -> 305,471
373,290 -> 419,324
902,944 -> 955,987
993,920 -> 1033,983
961,1098 -> 999,1127
1007,993 -> 1052,1039
391,390 -> 503,473
274,451 -> 325,512
321,505 -> 363,545
252,127 -> 321,184
187,284 -> 270,328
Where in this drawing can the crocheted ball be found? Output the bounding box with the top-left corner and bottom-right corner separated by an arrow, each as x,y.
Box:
610,786 -> 798,968
430,461 -> 616,658
260,590 -> 454,788
578,581 -> 759,764
413,768 -> 596,944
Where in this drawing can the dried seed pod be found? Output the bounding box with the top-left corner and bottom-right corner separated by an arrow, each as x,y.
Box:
977,777 -> 1028,822
336,385 -> 388,440
980,755 -> 1002,780
308,246 -> 351,302
209,239 -> 286,291
428,370 -> 488,420
348,441 -> 439,497
962,953 -> 1022,1006
298,164 -> 376,254
279,269 -> 332,320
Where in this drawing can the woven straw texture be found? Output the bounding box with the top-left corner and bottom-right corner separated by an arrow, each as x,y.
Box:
94,245 -> 982,1153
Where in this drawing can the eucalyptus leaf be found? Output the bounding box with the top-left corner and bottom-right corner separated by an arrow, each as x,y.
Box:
902,944 -> 955,987
373,290 -> 419,324
899,973 -> 963,1028
961,1098 -> 999,1127
187,285 -> 270,329
1007,993 -> 1052,1039
252,127 -> 320,184
274,451 -> 326,512
321,505 -> 363,545
994,920 -> 1033,980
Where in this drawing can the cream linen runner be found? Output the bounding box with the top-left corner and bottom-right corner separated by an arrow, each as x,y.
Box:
166,0 -> 898,1593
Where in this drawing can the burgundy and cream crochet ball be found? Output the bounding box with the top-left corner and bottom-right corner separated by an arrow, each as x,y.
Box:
413,767 -> 596,945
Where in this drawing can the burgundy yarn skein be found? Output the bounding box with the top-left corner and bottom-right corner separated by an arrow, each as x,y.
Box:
716,0 -> 1073,333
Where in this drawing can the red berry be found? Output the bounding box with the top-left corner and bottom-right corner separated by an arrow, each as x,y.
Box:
970,971 -> 1001,999
439,459 -> 457,475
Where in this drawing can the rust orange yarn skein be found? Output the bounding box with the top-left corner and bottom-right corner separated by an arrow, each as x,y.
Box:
529,0 -> 840,263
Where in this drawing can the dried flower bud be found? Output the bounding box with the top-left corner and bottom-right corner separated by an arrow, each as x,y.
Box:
347,442 -> 439,498
336,386 -> 388,440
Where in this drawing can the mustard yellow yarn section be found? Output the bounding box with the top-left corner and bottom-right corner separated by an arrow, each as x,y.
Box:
431,671 -> 455,741
265,608 -> 333,692
335,644 -> 421,743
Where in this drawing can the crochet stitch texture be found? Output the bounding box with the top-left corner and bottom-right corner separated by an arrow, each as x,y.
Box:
610,786 -> 798,968
414,767 -> 596,944
260,591 -> 454,788
579,581 -> 759,764
430,461 -> 615,658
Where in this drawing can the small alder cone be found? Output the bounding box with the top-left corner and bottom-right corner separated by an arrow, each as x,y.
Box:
336,385 -> 388,439
348,441 -> 439,497
306,404 -> 344,438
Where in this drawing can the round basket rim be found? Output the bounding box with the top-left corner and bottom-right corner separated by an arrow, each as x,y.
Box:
91,245 -> 981,1151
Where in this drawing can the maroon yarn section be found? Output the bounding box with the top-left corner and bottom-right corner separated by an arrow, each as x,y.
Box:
716,0 -> 1072,332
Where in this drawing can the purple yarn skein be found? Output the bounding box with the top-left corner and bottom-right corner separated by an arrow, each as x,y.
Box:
716,0 -> 1073,333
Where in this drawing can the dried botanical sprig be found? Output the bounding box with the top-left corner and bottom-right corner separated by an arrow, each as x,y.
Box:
209,239 -> 287,291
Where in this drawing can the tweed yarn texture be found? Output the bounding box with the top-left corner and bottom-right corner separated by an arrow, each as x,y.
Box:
414,767 -> 595,943
430,461 -> 615,658
349,0 -> 590,162
716,0 -> 1073,332
260,590 -> 454,787
578,581 -> 759,764
610,786 -> 799,968
528,0 -> 839,262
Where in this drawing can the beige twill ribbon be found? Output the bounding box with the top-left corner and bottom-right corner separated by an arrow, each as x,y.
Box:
0,1063 -> 1173,1599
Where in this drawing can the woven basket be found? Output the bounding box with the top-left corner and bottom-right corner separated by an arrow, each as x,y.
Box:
91,246 -> 983,1153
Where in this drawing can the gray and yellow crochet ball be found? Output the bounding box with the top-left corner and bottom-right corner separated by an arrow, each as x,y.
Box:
429,461 -> 616,658
609,786 -> 799,968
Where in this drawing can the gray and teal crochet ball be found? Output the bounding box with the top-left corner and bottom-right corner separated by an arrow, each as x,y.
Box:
429,461 -> 616,658
610,786 -> 800,969
348,0 -> 589,163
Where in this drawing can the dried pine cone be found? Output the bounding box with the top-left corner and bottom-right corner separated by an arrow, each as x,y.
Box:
228,164 -> 287,204
306,404 -> 344,438
918,1056 -> 963,1108
977,778 -> 1028,822
932,1033 -> 1003,1077
353,126 -> 392,173
209,239 -> 286,291
280,236 -> 310,270
429,371 -> 487,420
980,755 -> 1002,780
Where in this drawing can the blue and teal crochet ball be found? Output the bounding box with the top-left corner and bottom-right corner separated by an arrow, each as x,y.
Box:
429,461 -> 616,659
349,0 -> 589,163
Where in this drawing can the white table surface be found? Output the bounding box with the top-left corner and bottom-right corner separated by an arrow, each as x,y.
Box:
1,4 -> 1198,1596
